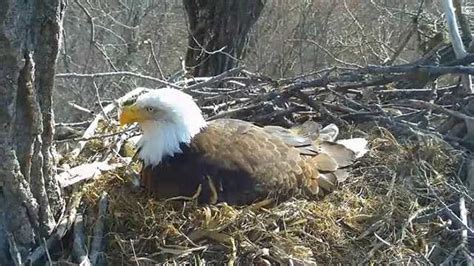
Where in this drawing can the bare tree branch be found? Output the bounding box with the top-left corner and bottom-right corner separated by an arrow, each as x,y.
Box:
56,72 -> 183,90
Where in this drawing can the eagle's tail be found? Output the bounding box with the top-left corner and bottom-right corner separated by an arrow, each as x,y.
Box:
263,120 -> 368,196
293,121 -> 369,196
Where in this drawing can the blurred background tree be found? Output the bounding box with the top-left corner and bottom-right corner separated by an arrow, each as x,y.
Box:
55,0 -> 453,123
183,0 -> 265,77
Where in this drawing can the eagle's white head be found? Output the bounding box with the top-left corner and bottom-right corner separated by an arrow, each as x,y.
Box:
119,88 -> 207,166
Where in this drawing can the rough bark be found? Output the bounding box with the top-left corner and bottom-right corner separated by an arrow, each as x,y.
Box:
0,200 -> 7,263
32,0 -> 66,217
0,0 -> 66,263
183,0 -> 265,77
0,1 -> 38,260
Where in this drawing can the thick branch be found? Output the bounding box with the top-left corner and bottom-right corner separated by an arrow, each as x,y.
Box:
442,0 -> 468,59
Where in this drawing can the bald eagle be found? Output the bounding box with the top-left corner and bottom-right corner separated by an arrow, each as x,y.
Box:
119,88 -> 367,205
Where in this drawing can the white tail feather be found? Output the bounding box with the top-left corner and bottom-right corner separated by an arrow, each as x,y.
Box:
336,138 -> 369,159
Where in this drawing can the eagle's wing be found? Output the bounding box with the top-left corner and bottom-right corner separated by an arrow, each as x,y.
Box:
191,118 -> 360,200
191,119 -> 322,200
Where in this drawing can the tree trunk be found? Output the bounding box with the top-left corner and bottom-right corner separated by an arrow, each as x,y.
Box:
0,0 -> 66,263
183,0 -> 265,77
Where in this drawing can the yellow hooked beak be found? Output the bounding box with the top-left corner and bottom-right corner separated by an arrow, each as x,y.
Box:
119,104 -> 146,126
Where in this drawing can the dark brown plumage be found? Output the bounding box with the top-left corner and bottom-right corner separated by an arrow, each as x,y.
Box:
139,119 -> 359,205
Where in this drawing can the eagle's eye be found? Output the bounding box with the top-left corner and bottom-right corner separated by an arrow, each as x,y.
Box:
146,107 -> 154,112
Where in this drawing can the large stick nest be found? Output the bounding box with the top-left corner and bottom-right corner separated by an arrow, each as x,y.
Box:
56,66 -> 473,265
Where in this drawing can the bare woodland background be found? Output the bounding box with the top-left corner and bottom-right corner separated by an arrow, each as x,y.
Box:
2,0 -> 474,264
57,0 -> 452,123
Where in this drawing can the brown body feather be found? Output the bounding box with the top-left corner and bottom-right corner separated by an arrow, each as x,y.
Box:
140,119 -> 358,205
